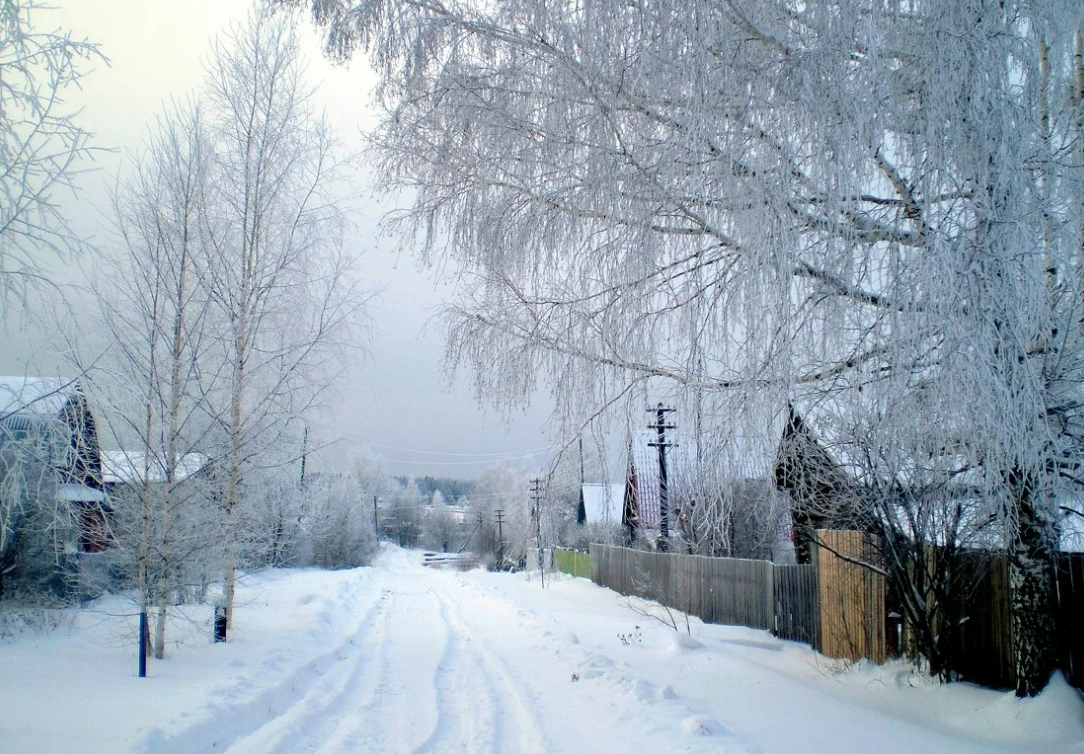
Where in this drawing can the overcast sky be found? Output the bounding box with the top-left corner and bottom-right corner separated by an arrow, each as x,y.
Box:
1,0 -> 556,479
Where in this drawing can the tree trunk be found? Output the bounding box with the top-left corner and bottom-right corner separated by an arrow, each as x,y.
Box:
154,474 -> 173,659
1008,471 -> 1058,697
223,328 -> 246,630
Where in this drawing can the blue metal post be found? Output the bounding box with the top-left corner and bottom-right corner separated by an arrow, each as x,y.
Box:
138,611 -> 148,677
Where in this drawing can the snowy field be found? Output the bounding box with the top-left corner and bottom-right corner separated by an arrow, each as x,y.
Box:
2,546 -> 1083,754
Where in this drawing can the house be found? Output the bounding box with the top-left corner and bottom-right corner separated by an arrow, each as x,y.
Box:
621,429 -> 695,536
0,377 -> 109,596
772,403 -> 866,563
621,423 -> 793,559
771,402 -> 1084,560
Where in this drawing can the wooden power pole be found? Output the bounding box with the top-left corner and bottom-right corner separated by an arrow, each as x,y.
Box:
530,478 -> 545,586
647,403 -> 676,550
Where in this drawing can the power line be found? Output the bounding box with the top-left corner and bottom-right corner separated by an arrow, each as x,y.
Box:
344,438 -> 556,458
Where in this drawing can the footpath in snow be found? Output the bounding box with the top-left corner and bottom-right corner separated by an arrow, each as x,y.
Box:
2,546 -> 1083,754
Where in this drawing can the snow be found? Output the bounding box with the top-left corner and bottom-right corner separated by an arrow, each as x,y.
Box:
2,546 -> 1082,754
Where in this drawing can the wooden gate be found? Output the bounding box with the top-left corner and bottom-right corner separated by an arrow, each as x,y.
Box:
815,530 -> 886,662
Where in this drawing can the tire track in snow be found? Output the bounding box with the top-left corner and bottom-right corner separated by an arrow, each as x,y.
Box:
312,575 -> 448,754
423,583 -> 550,754
411,590 -> 495,754
441,575 -> 761,754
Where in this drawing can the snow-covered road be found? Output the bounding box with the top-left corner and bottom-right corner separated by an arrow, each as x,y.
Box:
136,560 -> 549,754
3,547 -> 1083,754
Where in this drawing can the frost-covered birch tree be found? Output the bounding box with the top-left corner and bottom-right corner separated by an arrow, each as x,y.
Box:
203,10 -> 362,630
287,0 -> 1084,694
92,100 -> 220,660
0,0 -> 101,314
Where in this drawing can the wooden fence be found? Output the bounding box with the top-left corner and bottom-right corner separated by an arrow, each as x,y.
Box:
581,540 -> 1084,692
773,564 -> 818,644
590,544 -> 814,638
1056,555 -> 1084,690
941,553 -> 1014,689
944,552 -> 1084,690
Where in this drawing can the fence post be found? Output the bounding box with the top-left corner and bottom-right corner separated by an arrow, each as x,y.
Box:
765,562 -> 775,633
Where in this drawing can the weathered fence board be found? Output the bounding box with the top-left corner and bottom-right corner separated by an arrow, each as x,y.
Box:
948,553 -> 1014,689
774,564 -> 818,645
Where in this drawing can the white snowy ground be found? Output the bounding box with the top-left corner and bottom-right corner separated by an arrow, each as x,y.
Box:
2,547 -> 1084,754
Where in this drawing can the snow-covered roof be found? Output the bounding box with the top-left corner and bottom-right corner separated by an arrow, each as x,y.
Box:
0,376 -> 78,417
57,483 -> 107,503
101,451 -> 207,485
581,484 -> 623,524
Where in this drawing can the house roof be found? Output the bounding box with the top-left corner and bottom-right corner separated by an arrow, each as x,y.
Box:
101,451 -> 207,485
0,376 -> 79,418
581,484 -> 624,524
628,430 -> 693,528
0,411 -> 55,442
627,429 -> 775,528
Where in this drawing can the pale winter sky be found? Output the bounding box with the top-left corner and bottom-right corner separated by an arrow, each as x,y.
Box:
1,0 -> 556,479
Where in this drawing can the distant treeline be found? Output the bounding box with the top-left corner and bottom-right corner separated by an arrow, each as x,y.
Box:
395,476 -> 475,503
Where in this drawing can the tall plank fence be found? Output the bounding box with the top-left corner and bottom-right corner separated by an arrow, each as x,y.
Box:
774,563 -> 818,645
1055,556 -> 1084,690
945,552 -> 1084,690
589,544 -> 816,642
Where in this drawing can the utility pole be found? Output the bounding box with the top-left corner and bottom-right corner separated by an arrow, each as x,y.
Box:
577,436 -> 587,525
495,509 -> 506,566
530,478 -> 545,586
648,403 -> 677,551
456,511 -> 483,554
373,495 -> 379,538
